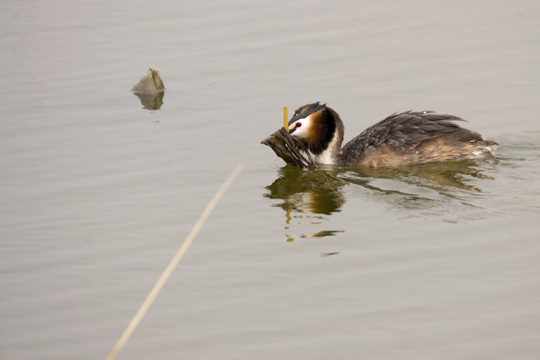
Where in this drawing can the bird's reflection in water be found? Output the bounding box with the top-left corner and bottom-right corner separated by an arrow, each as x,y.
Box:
265,166 -> 345,214
264,159 -> 496,241
264,166 -> 346,242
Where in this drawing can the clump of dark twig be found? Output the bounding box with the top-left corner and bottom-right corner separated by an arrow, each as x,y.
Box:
261,128 -> 317,169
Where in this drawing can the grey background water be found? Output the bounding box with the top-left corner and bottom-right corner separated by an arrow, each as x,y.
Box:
2,0 -> 540,359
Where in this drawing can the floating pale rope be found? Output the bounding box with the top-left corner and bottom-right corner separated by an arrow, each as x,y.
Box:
106,164 -> 243,360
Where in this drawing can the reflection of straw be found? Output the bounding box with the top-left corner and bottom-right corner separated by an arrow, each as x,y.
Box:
106,164 -> 243,360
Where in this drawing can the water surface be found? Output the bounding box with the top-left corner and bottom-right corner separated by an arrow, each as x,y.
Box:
1,1 -> 540,359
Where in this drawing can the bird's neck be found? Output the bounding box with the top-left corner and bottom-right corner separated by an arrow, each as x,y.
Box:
311,108 -> 344,165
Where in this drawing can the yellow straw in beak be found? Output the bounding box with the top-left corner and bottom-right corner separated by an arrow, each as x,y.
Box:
283,107 -> 289,133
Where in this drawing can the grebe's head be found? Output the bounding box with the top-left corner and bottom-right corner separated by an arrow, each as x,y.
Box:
287,102 -> 344,164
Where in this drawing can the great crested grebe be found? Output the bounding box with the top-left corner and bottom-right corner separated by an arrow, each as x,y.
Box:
281,102 -> 498,168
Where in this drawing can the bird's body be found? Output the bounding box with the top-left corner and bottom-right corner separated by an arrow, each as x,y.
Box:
284,103 -> 498,168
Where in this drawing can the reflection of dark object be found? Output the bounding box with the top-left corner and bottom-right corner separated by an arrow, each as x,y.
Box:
264,166 -> 345,215
261,128 -> 317,169
321,252 -> 340,257
263,102 -> 498,168
132,67 -> 165,110
133,91 -> 164,110
301,231 -> 344,238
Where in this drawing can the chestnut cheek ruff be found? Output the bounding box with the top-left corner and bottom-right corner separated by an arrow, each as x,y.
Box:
306,108 -> 336,155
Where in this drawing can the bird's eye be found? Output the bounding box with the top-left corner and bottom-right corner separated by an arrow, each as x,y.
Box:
295,122 -> 302,128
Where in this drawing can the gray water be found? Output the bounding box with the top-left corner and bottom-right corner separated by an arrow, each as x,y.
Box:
2,1 -> 540,359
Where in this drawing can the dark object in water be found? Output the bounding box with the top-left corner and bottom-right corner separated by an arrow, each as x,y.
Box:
132,67 -> 165,94
261,127 -> 317,169
132,67 -> 165,110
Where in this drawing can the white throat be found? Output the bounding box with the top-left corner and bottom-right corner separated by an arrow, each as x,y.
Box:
311,130 -> 342,165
